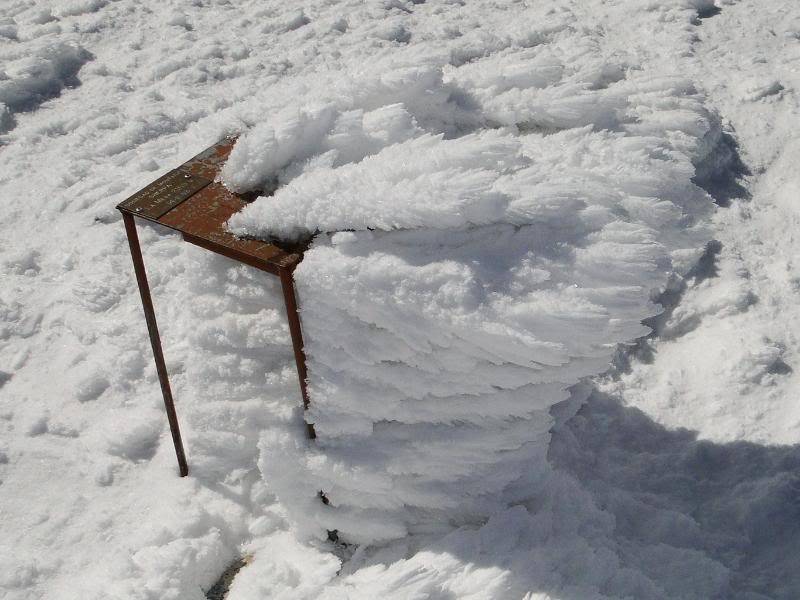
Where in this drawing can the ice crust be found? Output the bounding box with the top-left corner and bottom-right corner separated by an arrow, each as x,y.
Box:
224,13 -> 717,545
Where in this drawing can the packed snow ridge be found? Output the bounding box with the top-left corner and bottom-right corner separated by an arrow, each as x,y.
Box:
223,7 -> 719,544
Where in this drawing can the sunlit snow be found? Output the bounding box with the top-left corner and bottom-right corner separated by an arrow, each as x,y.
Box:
1,0 -> 799,599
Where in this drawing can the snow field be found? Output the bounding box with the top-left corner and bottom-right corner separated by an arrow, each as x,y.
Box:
0,0 -> 798,598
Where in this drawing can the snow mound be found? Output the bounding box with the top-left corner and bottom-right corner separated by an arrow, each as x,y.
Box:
0,42 -> 90,132
223,13 -> 717,545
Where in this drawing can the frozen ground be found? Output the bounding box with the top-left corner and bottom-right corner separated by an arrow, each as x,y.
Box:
0,0 -> 798,599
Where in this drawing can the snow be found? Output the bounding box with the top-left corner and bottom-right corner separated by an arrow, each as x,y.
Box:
605,0 -> 800,446
0,0 -> 799,599
0,41 -> 90,133
223,0 -> 717,546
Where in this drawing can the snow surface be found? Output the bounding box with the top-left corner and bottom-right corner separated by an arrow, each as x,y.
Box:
0,0 -> 799,599
603,0 -> 800,447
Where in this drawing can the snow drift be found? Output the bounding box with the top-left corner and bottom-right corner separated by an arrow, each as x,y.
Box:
224,17 -> 718,545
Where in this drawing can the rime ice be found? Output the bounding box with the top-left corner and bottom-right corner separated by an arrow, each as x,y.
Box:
224,11 -> 716,545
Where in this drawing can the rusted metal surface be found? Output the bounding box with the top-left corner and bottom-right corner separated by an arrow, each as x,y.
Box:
122,212 -> 189,477
178,137 -> 237,180
280,268 -> 316,440
117,169 -> 211,220
117,137 -> 314,476
160,182 -> 303,275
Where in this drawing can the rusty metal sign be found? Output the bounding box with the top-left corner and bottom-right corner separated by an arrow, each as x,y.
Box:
116,137 -> 314,477
117,169 -> 211,220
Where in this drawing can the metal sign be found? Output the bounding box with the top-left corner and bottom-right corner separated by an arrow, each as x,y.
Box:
117,169 -> 211,220
116,138 -> 313,477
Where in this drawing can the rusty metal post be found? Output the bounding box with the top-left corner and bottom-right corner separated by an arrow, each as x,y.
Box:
122,212 -> 189,476
279,268 -> 316,439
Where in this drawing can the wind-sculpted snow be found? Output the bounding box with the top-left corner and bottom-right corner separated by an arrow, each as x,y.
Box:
224,10 -> 717,545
